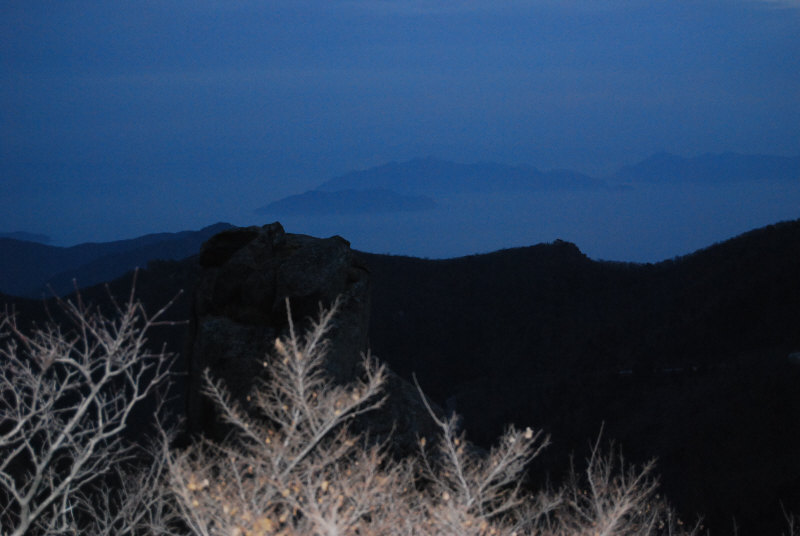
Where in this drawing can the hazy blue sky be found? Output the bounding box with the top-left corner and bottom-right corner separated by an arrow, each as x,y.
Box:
2,1 -> 799,259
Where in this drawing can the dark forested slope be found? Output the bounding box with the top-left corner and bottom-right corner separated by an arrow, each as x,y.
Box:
0,223 -> 232,298
2,218 -> 799,534
358,219 -> 800,535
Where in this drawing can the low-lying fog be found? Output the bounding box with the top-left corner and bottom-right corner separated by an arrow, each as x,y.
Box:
256,180 -> 800,263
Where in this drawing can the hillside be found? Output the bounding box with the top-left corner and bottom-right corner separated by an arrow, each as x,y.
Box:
1,219 -> 799,534
0,231 -> 51,243
0,223 -> 232,298
359,219 -> 800,535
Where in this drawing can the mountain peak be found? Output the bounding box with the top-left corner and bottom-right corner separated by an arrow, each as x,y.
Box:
316,158 -> 605,195
0,231 -> 52,244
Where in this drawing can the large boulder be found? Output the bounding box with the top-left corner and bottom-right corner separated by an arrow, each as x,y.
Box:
185,222 -> 442,451
185,222 -> 371,439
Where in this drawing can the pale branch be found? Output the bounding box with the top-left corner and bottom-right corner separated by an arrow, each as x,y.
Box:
0,283 -> 176,536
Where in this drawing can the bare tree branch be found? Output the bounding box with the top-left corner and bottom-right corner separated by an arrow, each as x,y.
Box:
0,284 -> 176,536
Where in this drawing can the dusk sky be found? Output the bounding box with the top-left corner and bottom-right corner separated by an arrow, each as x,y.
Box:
2,1 -> 799,261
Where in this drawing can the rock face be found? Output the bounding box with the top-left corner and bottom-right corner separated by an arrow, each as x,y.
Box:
185,222 -> 443,450
185,223 -> 371,440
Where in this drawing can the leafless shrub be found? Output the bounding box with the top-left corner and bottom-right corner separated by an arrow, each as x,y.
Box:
164,298 -> 399,536
1,291 -> 723,535
415,380 -> 551,535
165,299 -> 703,536
781,505 -> 798,536
553,436 -> 701,536
0,284 -> 175,536
79,446 -> 180,536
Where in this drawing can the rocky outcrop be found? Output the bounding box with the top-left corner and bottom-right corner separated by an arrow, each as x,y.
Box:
186,223 -> 370,438
185,222 -> 442,452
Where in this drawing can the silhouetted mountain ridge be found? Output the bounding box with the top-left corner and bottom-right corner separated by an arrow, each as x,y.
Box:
257,153 -> 798,218
316,156 -> 606,195
258,157 -> 605,217
0,223 -> 233,297
0,231 -> 52,244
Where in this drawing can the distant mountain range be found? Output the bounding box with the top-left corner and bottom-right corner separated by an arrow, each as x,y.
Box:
254,152 -> 800,217
0,222 -> 233,298
3,151 -> 799,297
316,157 -> 605,194
0,231 -> 52,244
254,157 -> 608,217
